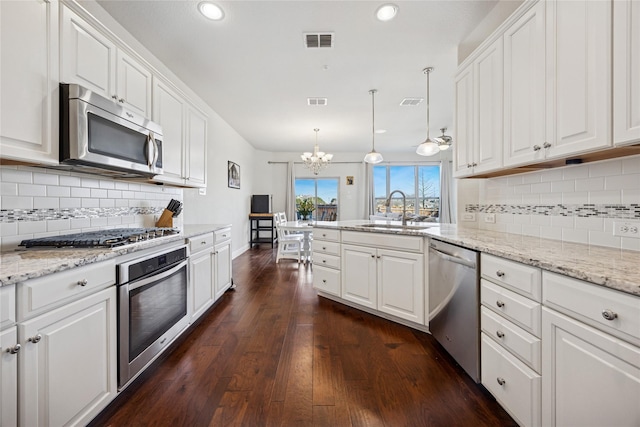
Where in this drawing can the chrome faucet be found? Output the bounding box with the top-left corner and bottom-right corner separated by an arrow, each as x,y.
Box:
384,190 -> 407,226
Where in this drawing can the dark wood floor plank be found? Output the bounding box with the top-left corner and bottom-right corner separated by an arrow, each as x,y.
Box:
89,245 -> 516,427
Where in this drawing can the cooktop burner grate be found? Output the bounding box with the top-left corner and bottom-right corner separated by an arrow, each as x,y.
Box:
19,227 -> 179,249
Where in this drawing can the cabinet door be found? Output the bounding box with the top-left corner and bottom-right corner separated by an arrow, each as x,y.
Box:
341,245 -> 377,309
19,287 -> 117,427
503,1 -> 546,167
190,250 -> 214,322
186,105 -> 208,187
474,37 -> 503,174
453,64 -> 474,177
542,307 -> 640,427
614,0 -> 640,146
1,327 -> 18,427
545,0 -> 612,157
214,242 -> 232,300
60,5 -> 116,99
377,249 -> 424,324
0,0 -> 59,165
116,49 -> 152,117
153,78 -> 185,184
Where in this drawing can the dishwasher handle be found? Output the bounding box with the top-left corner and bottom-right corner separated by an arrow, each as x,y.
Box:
429,247 -> 476,269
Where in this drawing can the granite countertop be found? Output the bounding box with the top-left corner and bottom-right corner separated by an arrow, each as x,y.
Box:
313,220 -> 640,297
0,224 -> 231,287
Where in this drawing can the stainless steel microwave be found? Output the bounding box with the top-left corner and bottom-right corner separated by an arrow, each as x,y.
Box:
60,83 -> 163,177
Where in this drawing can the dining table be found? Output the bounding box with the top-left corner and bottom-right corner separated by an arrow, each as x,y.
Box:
279,221 -> 314,264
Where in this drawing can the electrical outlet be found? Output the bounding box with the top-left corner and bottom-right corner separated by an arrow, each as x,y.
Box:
461,213 -> 476,222
613,221 -> 640,238
484,213 -> 496,223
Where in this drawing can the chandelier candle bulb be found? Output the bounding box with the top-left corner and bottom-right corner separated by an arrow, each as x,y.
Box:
301,128 -> 333,175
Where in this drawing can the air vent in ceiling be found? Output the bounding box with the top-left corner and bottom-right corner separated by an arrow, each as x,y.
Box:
307,97 -> 328,106
304,33 -> 334,48
400,98 -> 423,106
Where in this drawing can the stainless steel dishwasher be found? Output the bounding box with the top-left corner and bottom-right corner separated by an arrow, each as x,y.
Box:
428,239 -> 480,382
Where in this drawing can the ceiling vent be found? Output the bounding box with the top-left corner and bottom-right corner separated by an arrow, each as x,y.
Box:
307,97 -> 328,106
304,33 -> 334,48
400,98 -> 423,106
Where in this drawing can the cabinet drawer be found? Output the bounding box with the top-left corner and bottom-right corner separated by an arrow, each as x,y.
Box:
481,279 -> 541,337
214,228 -> 231,243
543,271 -> 640,345
189,233 -> 214,253
313,265 -> 341,296
481,254 -> 541,301
313,228 -> 340,242
341,231 -> 423,253
314,240 -> 340,256
313,252 -> 340,269
481,306 -> 541,373
1,284 -> 16,330
17,260 -> 115,321
481,334 -> 541,427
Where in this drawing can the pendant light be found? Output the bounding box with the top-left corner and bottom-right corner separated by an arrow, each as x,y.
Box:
301,128 -> 333,175
364,89 -> 384,164
416,67 -> 440,156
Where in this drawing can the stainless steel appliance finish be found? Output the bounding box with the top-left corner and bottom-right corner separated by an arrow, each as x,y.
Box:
428,239 -> 480,382
117,244 -> 189,389
60,83 -> 163,177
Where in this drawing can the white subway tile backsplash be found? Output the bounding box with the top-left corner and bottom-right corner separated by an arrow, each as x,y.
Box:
540,193 -> 563,204
552,216 -> 574,228
589,159 -> 622,178
81,198 -> 100,208
2,196 -> 32,209
531,215 -> 552,227
33,172 -> 58,185
1,169 -> 32,184
59,175 -> 81,187
621,155 -> 640,174
70,218 -> 91,229
522,173 -> 541,184
621,237 -> 640,251
33,197 -> 59,209
99,199 -> 115,208
575,177 -> 604,192
114,182 -> 129,190
59,198 -> 81,208
521,225 -> 540,237
18,184 -> 46,197
522,194 -> 540,204
81,178 -> 100,188
513,184 -> 531,194
47,186 -> 70,198
121,191 -> 134,198
91,217 -> 108,228
91,189 -> 108,198
589,230 -> 621,248
551,180 -> 575,193
562,228 -> 588,244
508,176 -> 523,186
115,199 -> 129,207
575,216 -> 603,231
128,183 -> 141,191
107,190 -> 122,199
562,191 -> 589,204
622,189 -> 640,204
99,180 -> 115,189
540,169 -> 563,182
530,182 -> 551,194
47,219 -> 70,232
540,227 -> 562,241
18,221 -> 46,235
563,165 -> 589,180
605,174 -> 640,190
107,216 -> 122,226
1,222 -> 18,237
589,190 -> 621,204
71,187 -> 91,198
1,183 -> 17,196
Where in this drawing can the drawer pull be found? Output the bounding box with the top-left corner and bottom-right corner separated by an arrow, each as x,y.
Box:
28,334 -> 42,344
496,270 -> 505,278
322,260 -> 326,263
201,241 -> 207,245
496,330 -> 505,339
77,279 -> 88,287
322,234 -> 327,237
496,377 -> 506,386
322,279 -> 327,283
6,344 -> 21,354
322,247 -> 327,250
496,300 -> 505,308
601,309 -> 618,321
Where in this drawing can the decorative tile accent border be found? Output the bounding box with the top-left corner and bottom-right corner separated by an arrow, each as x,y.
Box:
0,207 -> 166,223
465,204 -> 640,219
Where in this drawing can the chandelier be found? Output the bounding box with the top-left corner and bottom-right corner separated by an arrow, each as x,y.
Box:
301,128 -> 333,175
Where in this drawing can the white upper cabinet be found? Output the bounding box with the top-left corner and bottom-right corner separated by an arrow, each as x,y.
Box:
0,0 -> 59,165
544,0 -> 612,158
116,50 -> 152,117
61,5 -> 116,98
185,106 -> 208,187
503,0 -> 546,168
614,0 -> 640,146
453,64 -> 475,177
153,78 -> 185,185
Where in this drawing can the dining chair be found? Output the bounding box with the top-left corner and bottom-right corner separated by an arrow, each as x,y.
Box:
275,222 -> 303,263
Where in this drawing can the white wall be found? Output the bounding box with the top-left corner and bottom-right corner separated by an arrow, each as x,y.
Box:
456,155 -> 640,251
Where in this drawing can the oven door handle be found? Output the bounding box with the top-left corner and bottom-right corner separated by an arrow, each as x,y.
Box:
126,260 -> 188,292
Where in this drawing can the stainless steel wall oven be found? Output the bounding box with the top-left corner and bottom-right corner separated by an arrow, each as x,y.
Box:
117,244 -> 189,388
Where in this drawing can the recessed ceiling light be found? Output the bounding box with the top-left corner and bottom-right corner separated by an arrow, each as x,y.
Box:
375,129 -> 387,134
376,4 -> 398,22
199,2 -> 225,21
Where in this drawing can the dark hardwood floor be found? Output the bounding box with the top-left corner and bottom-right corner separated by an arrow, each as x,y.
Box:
90,245 -> 516,426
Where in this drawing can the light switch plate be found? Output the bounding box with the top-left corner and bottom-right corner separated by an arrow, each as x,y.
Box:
613,221 -> 640,239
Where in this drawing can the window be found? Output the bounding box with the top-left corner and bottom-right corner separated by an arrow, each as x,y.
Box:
373,165 -> 440,221
295,178 -> 339,221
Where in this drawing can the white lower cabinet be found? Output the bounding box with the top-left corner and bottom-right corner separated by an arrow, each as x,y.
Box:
18,286 -> 117,427
213,237 -> 232,300
312,228 -> 342,297
1,326 -> 18,427
341,236 -> 424,324
189,244 -> 215,322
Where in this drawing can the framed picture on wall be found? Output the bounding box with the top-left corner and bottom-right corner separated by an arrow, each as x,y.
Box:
346,176 -> 354,185
228,161 -> 240,189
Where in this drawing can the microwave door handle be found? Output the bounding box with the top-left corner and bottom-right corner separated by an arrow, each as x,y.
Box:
152,136 -> 159,168
146,132 -> 155,168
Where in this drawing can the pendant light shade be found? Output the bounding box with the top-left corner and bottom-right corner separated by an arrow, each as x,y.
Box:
416,67 -> 440,157
364,89 -> 384,164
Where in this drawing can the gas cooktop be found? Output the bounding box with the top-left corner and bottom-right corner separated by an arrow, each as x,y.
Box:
19,227 -> 180,249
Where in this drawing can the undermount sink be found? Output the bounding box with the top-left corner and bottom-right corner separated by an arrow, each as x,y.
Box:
357,223 -> 436,231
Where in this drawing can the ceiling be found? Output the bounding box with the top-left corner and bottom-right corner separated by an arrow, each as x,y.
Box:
94,0 -> 498,155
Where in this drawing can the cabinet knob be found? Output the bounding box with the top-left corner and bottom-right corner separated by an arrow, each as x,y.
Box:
322,234 -> 327,237
322,247 -> 327,250
126,112 -> 134,118
496,377 -> 506,386
371,254 -> 375,258
601,309 -> 618,321
28,334 -> 42,344
322,260 -> 326,263
543,142 -> 552,149
496,270 -> 505,278
119,98 -> 125,103
376,255 -> 381,259
111,94 -> 118,100
533,145 -> 542,151
6,344 -> 21,354
496,330 -> 505,339
472,162 -> 478,167
322,279 -> 327,283
496,300 -> 505,308
467,163 -> 473,168
77,279 -> 88,287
